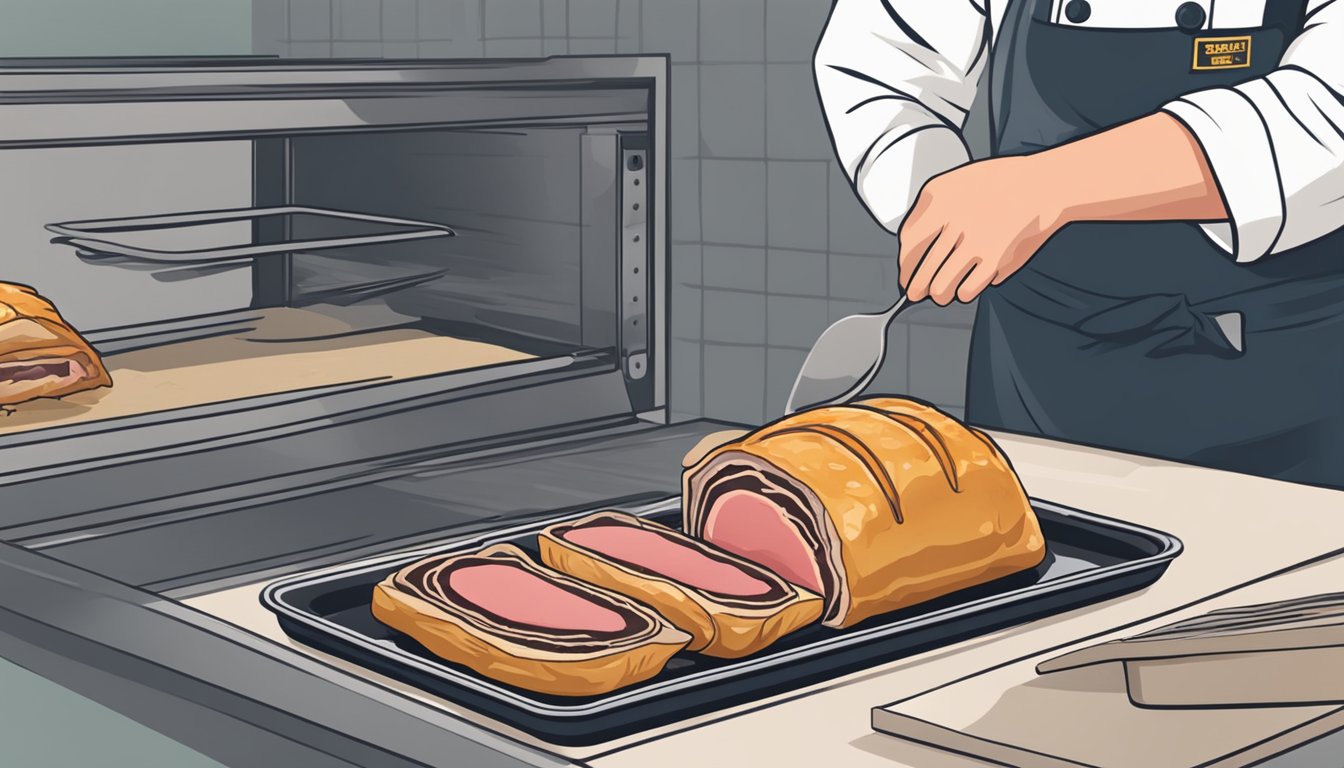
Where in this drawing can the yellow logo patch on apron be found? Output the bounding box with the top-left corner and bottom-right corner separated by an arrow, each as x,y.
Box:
1192,36 -> 1252,71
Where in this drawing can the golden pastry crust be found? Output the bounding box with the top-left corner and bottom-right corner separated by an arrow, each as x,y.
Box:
539,511 -> 823,658
683,397 -> 1046,629
370,543 -> 691,697
0,281 -> 112,405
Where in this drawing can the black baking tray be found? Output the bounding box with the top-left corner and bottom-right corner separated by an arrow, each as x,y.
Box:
261,497 -> 1181,745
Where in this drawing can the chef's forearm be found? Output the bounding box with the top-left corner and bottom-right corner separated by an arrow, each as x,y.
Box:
1035,112 -> 1229,226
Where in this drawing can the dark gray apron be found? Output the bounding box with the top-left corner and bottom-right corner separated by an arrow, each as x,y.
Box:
966,0 -> 1344,489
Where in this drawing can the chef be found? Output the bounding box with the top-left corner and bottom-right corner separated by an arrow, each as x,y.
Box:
815,0 -> 1344,489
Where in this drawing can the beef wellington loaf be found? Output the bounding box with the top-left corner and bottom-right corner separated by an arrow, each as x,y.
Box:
370,543 -> 691,696
539,511 -> 822,658
683,397 -> 1045,629
0,281 -> 111,407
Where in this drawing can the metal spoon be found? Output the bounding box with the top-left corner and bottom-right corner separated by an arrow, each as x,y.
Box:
783,294 -> 910,415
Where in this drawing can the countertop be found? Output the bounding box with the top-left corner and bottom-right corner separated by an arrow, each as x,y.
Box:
182,427 -> 1344,767
872,554 -> 1344,767
584,431 -> 1344,768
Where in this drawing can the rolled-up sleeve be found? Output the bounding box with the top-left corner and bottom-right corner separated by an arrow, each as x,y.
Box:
814,0 -> 989,233
1162,0 -> 1344,263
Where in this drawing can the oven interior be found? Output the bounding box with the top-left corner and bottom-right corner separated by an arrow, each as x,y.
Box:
1,123 -> 653,438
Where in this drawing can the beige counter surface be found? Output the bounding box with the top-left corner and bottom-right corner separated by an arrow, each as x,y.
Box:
184,431 -> 1344,767
872,555 -> 1344,768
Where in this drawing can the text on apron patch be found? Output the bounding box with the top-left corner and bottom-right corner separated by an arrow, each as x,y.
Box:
1192,36 -> 1251,70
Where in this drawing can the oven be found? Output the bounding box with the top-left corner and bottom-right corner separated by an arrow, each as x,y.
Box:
0,56 -> 708,767
0,56 -> 680,539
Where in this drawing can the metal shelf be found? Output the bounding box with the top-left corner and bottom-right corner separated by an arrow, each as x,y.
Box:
46,205 -> 455,265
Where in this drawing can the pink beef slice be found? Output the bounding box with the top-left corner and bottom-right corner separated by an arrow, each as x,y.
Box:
562,524 -> 775,597
447,563 -> 627,632
701,489 -> 824,596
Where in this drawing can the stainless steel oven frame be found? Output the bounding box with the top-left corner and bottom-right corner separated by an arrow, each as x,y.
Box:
0,55 -> 670,514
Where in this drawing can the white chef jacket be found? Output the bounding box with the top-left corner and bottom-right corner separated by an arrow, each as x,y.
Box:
814,0 -> 1344,263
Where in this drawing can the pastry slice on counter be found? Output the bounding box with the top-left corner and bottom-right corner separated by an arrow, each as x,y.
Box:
371,543 -> 691,697
684,396 -> 1046,629
0,281 -> 111,407
540,511 -> 823,658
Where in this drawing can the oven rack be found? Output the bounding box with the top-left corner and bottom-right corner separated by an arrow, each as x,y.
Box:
45,205 -> 455,265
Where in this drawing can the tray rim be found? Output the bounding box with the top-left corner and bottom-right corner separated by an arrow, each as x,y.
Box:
260,496 -> 1183,718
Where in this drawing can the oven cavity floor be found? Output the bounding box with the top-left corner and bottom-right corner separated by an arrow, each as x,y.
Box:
0,307 -> 534,436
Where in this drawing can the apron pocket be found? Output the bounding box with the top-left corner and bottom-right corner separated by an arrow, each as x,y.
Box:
1075,293 -> 1244,358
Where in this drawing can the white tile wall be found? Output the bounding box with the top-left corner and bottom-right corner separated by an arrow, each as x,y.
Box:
703,343 -> 765,424
703,245 -> 766,292
700,160 -> 766,245
767,295 -> 827,349
767,161 -> 828,251
698,64 -> 766,157
766,62 -> 832,160
766,248 -> 827,297
703,290 -> 766,346
699,0 -> 765,63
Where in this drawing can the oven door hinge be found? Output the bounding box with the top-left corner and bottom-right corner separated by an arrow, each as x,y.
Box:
619,136 -> 649,384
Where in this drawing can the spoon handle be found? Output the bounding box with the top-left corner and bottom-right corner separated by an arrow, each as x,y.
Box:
831,294 -> 911,403
883,293 -> 909,321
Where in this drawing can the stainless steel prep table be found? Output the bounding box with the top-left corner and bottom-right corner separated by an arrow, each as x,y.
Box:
22,420 -> 719,594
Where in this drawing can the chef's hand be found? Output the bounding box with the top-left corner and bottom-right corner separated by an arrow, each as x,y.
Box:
898,155 -> 1063,306
897,114 -> 1228,305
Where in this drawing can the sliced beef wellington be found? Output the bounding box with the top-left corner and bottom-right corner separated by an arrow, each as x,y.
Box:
0,281 -> 111,407
683,397 -> 1046,629
371,543 -> 691,696
540,511 -> 823,658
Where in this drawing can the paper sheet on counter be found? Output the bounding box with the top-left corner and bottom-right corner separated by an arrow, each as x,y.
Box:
872,554 -> 1344,768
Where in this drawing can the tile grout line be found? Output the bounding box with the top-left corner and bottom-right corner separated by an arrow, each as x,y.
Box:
696,0 -> 706,420
826,164 -> 832,314
760,0 -> 770,423
687,154 -> 831,163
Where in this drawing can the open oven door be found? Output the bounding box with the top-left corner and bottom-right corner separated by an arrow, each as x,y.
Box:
7,413 -> 731,597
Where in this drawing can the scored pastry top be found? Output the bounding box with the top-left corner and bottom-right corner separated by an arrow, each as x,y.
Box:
685,396 -> 1029,533
683,396 -> 1044,628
